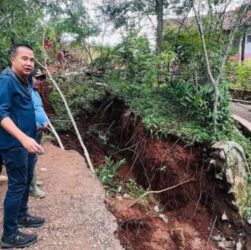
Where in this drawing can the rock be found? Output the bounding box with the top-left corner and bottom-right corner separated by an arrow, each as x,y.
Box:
209,159 -> 216,166
247,218 -> 251,224
154,205 -> 160,213
236,239 -> 243,250
210,141 -> 249,217
158,214 -> 168,224
225,168 -> 234,184
218,240 -> 235,249
222,212 -> 229,221
212,234 -> 222,241
116,195 -> 123,201
219,151 -> 226,160
123,193 -> 131,199
171,228 -> 186,249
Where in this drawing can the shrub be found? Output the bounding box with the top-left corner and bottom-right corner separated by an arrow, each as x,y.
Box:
226,60 -> 251,90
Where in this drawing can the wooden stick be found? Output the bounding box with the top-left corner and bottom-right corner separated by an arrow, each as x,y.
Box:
207,216 -> 217,245
47,119 -> 65,150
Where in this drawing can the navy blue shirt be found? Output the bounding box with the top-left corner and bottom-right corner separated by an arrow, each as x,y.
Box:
0,68 -> 36,150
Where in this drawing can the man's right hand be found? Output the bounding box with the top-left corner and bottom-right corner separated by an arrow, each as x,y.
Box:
20,136 -> 44,154
1,117 -> 44,154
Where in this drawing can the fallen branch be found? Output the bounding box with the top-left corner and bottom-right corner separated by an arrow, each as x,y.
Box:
207,216 -> 217,245
47,119 -> 65,150
128,177 -> 195,208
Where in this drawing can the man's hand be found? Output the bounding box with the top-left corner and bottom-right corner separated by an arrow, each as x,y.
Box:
20,136 -> 44,154
1,117 -> 44,154
43,121 -> 49,129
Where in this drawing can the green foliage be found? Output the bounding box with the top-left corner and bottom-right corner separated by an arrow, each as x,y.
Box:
101,0 -> 168,29
49,91 -> 70,131
163,26 -> 204,81
0,0 -> 99,70
168,79 -> 232,132
47,0 -> 99,43
96,157 -> 147,198
114,34 -> 153,84
164,22 -> 231,86
226,60 -> 251,90
90,45 -> 116,73
49,76 -> 106,131
0,0 -> 44,70
110,32 -> 175,85
107,76 -> 233,142
125,179 -> 147,198
107,79 -> 213,142
96,156 -> 126,192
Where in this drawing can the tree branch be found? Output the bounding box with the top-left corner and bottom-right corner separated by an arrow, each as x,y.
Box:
128,177 -> 195,208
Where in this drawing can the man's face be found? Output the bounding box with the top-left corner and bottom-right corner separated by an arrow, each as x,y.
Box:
11,47 -> 35,78
32,76 -> 44,91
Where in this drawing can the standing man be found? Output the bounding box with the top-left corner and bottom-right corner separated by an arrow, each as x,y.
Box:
30,69 -> 48,199
0,44 -> 45,248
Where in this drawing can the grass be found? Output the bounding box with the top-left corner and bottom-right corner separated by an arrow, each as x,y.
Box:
96,157 -> 148,202
107,79 -> 226,142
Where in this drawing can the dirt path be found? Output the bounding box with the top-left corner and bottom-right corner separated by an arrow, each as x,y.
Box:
232,102 -> 251,133
0,144 -> 123,250
232,102 -> 251,123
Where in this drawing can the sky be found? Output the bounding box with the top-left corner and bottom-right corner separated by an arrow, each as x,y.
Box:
83,0 -> 245,47
84,0 -> 123,46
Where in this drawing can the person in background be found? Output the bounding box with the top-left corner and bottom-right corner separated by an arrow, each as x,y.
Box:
0,155 -> 8,183
0,44 -> 45,248
56,49 -> 65,70
30,69 -> 48,199
44,38 -> 52,50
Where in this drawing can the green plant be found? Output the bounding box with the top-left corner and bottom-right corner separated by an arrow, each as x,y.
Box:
126,179 -> 147,199
226,60 -> 251,90
96,157 -> 126,191
49,77 -> 106,132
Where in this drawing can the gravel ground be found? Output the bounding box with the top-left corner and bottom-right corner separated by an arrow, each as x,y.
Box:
0,144 -> 123,250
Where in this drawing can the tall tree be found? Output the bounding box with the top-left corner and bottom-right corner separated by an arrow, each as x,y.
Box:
0,0 -> 44,69
45,0 -> 99,43
191,0 -> 251,132
101,0 -> 170,55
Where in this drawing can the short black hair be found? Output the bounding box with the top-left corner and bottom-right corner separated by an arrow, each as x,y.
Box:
10,43 -> 33,57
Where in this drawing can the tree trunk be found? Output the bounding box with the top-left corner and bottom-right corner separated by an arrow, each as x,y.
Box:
241,27 -> 247,61
155,0 -> 164,84
155,0 -> 164,55
212,84 -> 219,134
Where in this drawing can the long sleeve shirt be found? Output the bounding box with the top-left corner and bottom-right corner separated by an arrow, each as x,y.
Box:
31,89 -> 48,128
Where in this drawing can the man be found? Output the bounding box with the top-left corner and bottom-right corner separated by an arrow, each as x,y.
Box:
0,156 -> 8,183
56,49 -> 65,70
30,69 -> 48,198
0,44 -> 45,248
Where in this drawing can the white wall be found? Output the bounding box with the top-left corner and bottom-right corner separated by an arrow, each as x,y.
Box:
245,27 -> 251,55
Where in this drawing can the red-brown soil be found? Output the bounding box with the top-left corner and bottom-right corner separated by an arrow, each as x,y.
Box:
53,97 -> 248,250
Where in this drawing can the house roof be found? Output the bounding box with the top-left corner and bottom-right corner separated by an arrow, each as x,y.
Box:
223,8 -> 251,30
166,7 -> 251,31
